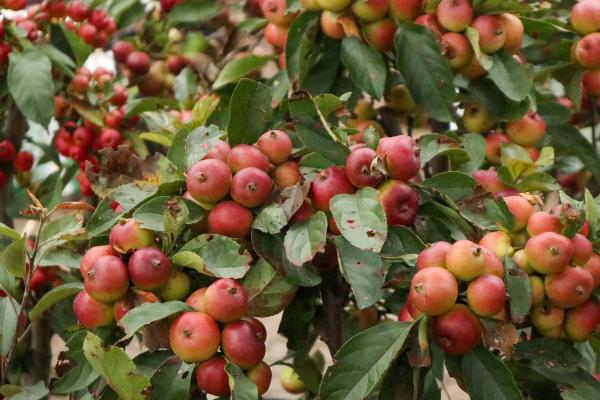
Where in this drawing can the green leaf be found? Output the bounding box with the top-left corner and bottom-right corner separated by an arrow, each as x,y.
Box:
504,257 -> 531,324
174,67 -> 198,102
125,98 -> 179,118
514,338 -> 581,373
284,211 -> 328,266
472,0 -> 530,13
139,132 -> 174,147
319,321 -> 415,400
118,301 -> 191,340
86,197 -> 125,238
422,172 -> 476,200
227,79 -> 273,146
49,23 -> 92,66
381,226 -> 425,260
537,102 -> 571,126
462,347 -> 525,400
0,223 -> 21,241
0,297 -> 19,356
242,259 -> 297,317
485,197 -> 515,232
29,282 -> 83,320
289,93 -> 350,165
517,172 -> 560,192
468,78 -> 529,121
2,238 -> 25,278
394,23 -> 455,122
52,331 -> 99,394
461,134 -> 487,174
82,332 -> 151,400
176,234 -> 253,278
1,382 -> 48,400
419,134 -> 470,166
335,236 -> 385,310
168,124 -> 224,170
286,11 -> 319,81
331,188 -> 388,253
487,51 -> 531,102
547,124 -> 600,179
8,48 -> 55,127
149,359 -> 194,400
252,203 -> 288,234
225,363 -> 258,400
167,0 -> 223,26
341,38 -> 386,100
237,17 -> 267,32
213,56 -> 275,89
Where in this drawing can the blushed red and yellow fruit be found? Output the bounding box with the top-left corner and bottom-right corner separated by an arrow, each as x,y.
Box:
410,267 -> 458,316
168,312 -> 221,363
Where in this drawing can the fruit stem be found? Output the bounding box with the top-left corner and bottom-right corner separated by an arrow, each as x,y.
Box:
418,316 -> 429,353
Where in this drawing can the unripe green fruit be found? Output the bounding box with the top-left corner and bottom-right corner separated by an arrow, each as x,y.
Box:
529,275 -> 545,306
462,102 -> 494,134
158,269 -> 190,301
317,0 -> 352,12
280,366 -> 307,394
531,303 -> 564,331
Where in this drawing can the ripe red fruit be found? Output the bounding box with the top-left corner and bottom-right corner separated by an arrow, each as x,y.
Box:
246,361 -> 272,395
502,195 -> 534,231
196,356 -> 230,396
531,303 -> 564,332
72,127 -> 92,147
417,241 -> 451,270
499,13 -> 524,53
0,43 -> 11,66
67,1 -> 90,21
545,265 -> 594,308
257,130 -> 293,165
446,240 -> 487,281
112,41 -> 135,64
410,267 -> 458,316
583,254 -> 600,288
432,304 -> 482,355
78,23 -> 98,45
482,247 -> 504,278
243,317 -> 267,342
104,109 -> 124,129
437,0 -> 473,32
227,144 -> 271,173
186,159 -> 232,204
479,231 -> 512,258
109,219 -> 155,253
73,290 -> 114,329
14,151 -> 33,172
363,19 -> 397,53
5,0 -> 26,10
415,14 -> 444,38
128,247 -> 171,291
320,10 -> 345,40
485,132 -> 510,164
571,233 -> 593,266
472,169 -> 504,194
309,166 -> 355,212
186,287 -> 207,312
96,128 -> 123,149
221,320 -> 266,369
261,0 -> 296,25
160,0 -> 183,13
441,32 -> 473,69
576,33 -> 600,68
571,0 -> 600,35
203,278 -> 249,322
376,135 -> 420,181
564,300 -> 600,342
110,85 -> 128,106
0,140 -> 16,161
29,269 -> 47,292
168,312 -> 220,362
527,211 -> 562,236
274,160 -> 302,188
126,51 -> 151,75
84,255 -> 129,302
166,55 -> 187,75
525,232 -> 574,275
264,23 -> 288,49
389,0 -> 422,22
458,54 -> 488,80
506,112 -> 546,146
207,201 -> 254,238
377,180 -> 419,226
466,275 -> 506,317
471,15 -> 506,54
583,69 -> 600,97
230,167 -> 273,208
345,147 -> 384,188
290,199 -> 315,224
204,140 -> 231,162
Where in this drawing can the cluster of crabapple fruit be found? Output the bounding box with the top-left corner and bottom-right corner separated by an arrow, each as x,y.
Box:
73,219 -> 272,395
0,139 -> 34,188
61,1 -> 116,48
572,0 -> 600,98
172,281 -> 272,396
402,196 -> 600,356
54,66 -> 134,196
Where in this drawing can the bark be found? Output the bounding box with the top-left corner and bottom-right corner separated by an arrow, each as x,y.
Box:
320,268 -> 349,357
